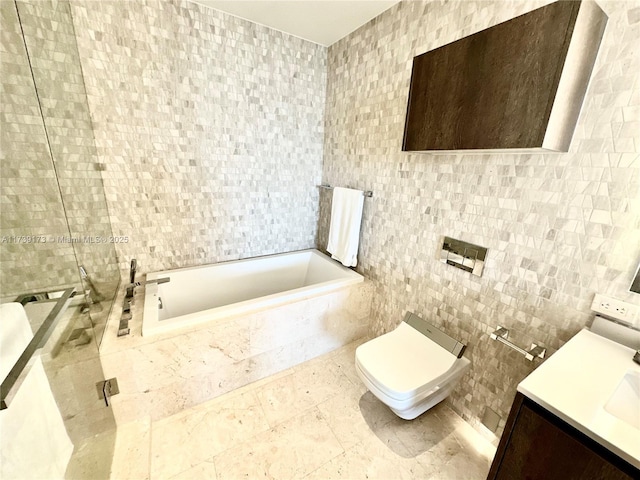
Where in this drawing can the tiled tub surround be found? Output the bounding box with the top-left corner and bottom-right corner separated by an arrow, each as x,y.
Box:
99,274 -> 372,424
143,249 -> 364,336
69,0 -> 327,274
320,0 -> 640,440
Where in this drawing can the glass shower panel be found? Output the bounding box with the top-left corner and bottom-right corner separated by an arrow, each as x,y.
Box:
1,1 -> 117,477
0,0 -> 79,298
16,0 -> 121,346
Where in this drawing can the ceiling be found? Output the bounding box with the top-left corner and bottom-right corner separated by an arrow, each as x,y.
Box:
196,1 -> 399,46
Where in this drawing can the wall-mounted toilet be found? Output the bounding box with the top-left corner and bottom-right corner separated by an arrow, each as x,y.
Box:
355,312 -> 471,420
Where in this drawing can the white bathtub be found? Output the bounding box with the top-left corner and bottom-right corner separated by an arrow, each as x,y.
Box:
142,249 -> 364,337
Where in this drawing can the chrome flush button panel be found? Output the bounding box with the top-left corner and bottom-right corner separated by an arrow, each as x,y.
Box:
440,236 -> 487,277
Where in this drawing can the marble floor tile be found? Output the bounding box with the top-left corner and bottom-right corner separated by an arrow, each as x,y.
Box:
254,355 -> 356,427
109,417 -> 151,480
432,448 -> 494,480
304,421 -> 436,480
65,429 -> 116,480
44,356 -> 117,443
424,410 -> 495,478
150,391 -> 270,479
169,459 -> 217,480
391,402 -> 464,457
390,403 -> 494,477
213,407 -> 344,480
106,339 -> 496,480
316,386 -> 398,451
325,336 -> 370,391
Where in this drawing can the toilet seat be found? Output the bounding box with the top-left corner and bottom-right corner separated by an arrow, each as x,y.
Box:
355,315 -> 471,419
356,322 -> 457,402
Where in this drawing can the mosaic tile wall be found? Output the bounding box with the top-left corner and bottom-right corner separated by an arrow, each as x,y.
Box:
16,0 -> 120,288
13,0 -> 121,343
69,0 -> 327,275
0,0 -> 79,295
320,0 -> 640,439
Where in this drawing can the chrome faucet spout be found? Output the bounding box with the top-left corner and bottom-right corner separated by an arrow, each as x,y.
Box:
125,277 -> 170,291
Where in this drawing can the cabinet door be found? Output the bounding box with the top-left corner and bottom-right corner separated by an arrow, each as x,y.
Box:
489,393 -> 637,480
402,1 -> 579,151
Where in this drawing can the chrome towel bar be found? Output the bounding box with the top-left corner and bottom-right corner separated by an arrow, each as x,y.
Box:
317,184 -> 373,197
490,326 -> 546,361
1,287 -> 76,409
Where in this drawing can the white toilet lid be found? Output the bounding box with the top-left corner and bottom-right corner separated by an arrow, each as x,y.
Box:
356,322 -> 458,401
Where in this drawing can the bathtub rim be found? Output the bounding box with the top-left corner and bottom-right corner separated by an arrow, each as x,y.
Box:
142,249 -> 364,337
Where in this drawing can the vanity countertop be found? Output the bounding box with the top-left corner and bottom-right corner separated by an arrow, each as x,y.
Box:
518,328 -> 640,469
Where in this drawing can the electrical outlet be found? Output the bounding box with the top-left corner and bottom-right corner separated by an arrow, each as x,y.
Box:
591,294 -> 639,324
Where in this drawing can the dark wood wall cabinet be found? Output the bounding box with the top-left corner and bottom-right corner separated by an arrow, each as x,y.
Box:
488,393 -> 640,480
402,0 -> 608,153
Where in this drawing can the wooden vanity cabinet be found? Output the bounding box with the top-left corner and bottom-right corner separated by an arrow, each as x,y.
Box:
488,393 -> 639,480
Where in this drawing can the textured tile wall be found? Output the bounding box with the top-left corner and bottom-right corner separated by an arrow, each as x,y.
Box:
69,0 -> 327,275
13,0 -> 121,343
16,0 -> 120,287
320,0 -> 640,439
0,0 -> 79,295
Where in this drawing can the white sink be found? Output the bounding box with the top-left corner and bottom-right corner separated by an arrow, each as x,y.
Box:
604,370 -> 640,430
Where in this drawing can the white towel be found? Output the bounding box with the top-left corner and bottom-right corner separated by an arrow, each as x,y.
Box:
327,187 -> 364,267
0,303 -> 74,480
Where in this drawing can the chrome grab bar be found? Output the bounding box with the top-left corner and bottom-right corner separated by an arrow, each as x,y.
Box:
490,325 -> 546,362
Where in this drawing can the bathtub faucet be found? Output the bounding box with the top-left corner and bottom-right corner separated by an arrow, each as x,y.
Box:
124,277 -> 170,300
119,274 -> 169,337
122,275 -> 169,314
127,277 -> 170,289
124,257 -> 170,299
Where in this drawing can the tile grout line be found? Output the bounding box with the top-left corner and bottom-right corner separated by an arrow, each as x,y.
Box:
314,398 -> 353,457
